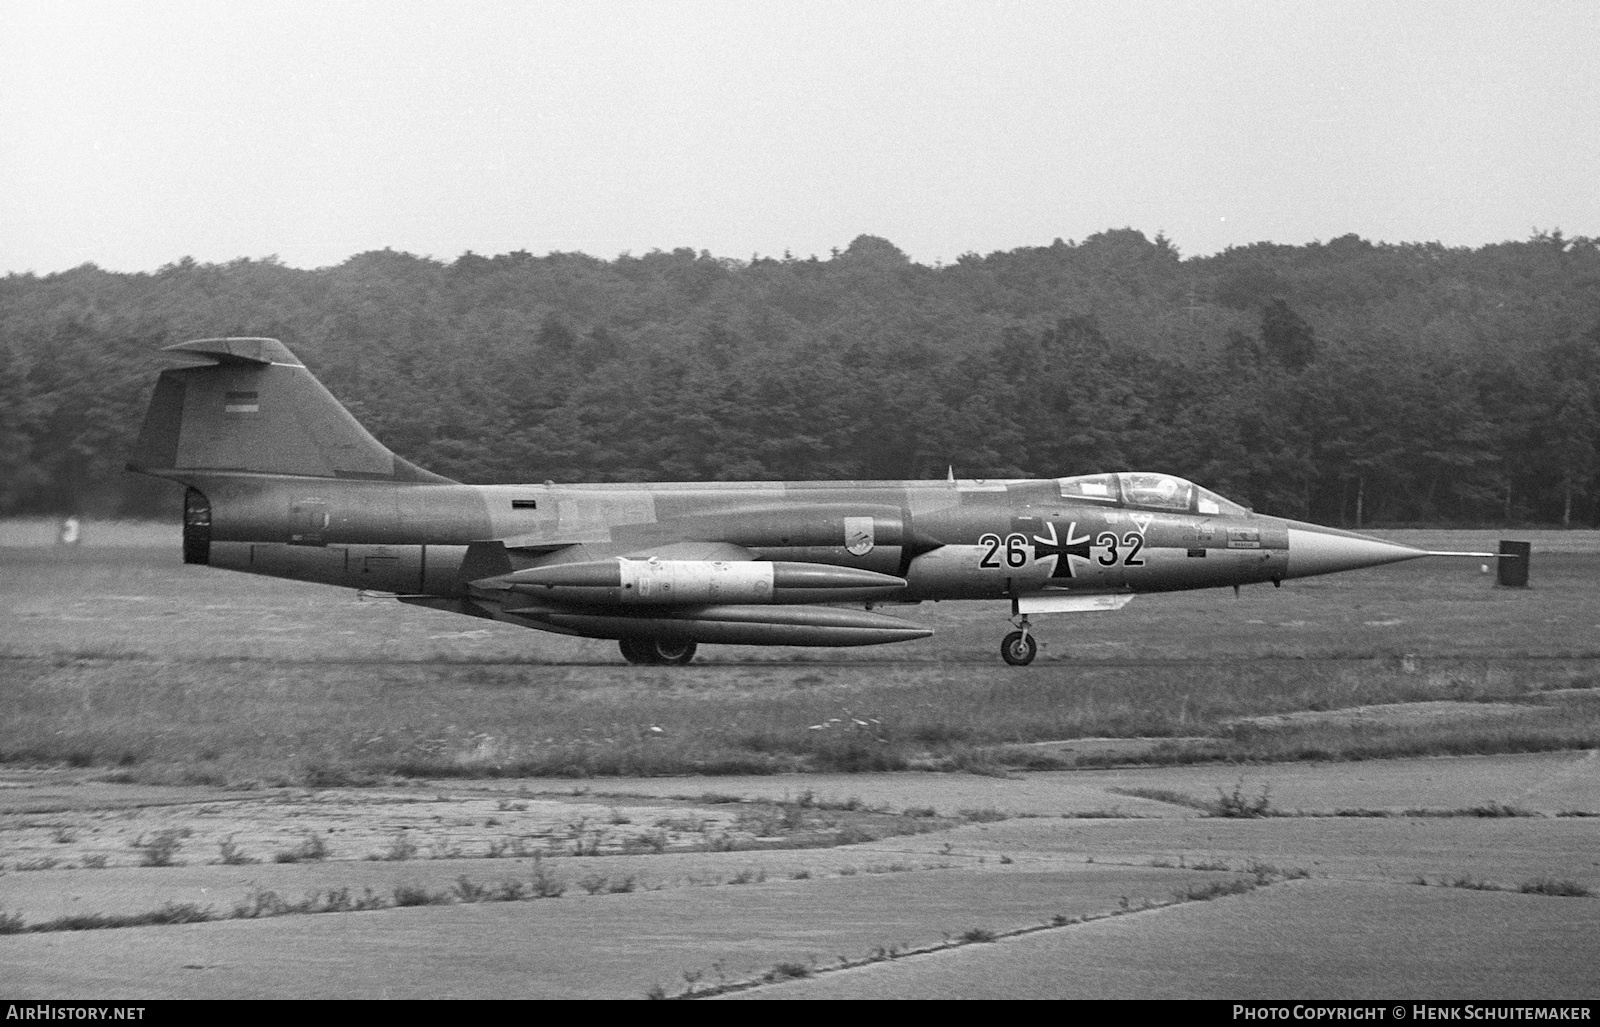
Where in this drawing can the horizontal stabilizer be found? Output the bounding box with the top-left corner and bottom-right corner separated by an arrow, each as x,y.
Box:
164,337 -> 304,366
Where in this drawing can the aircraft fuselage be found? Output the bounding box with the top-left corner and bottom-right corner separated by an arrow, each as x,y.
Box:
133,338 -> 1462,665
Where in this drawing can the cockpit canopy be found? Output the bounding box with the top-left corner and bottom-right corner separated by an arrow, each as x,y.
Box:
1056,472 -> 1250,516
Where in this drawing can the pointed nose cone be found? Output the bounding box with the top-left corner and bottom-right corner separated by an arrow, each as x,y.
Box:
1284,523 -> 1428,579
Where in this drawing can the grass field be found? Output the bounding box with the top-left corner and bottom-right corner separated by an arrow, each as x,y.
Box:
2,525 -> 1597,783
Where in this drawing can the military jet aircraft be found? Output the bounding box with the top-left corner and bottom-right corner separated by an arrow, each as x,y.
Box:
128,338 -> 1498,665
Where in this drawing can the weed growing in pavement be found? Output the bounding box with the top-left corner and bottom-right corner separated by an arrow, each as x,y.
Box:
699,831 -> 739,852
449,877 -> 486,902
1109,786 -> 1211,811
1519,877 -> 1593,897
570,830 -> 603,857
234,887 -> 290,918
372,832 -> 417,861
530,856 -> 565,897
1449,876 -> 1498,891
273,832 -> 329,863
392,883 -> 442,907
1210,780 -> 1276,818
486,835 -> 537,858
763,962 -> 812,982
30,903 -> 214,932
1402,803 -> 1540,818
494,879 -> 529,901
1248,862 -> 1311,884
317,887 -> 353,913
131,829 -> 187,867
1174,878 -> 1258,902
15,856 -> 62,871
640,829 -> 670,853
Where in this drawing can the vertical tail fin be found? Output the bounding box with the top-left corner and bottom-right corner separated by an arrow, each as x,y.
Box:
127,337 -> 454,484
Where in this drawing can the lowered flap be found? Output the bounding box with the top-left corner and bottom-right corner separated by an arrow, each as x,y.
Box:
1015,593 -> 1136,615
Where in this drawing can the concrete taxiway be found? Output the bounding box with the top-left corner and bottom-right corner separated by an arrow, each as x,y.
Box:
1,750 -> 1596,999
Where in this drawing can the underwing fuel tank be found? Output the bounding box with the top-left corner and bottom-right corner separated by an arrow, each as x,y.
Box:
501,602 -> 934,647
487,558 -> 908,605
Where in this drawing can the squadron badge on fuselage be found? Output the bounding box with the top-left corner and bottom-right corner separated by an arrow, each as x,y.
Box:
845,516 -> 875,557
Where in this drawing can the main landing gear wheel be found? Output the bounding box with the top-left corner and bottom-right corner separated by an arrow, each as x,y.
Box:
619,638 -> 698,665
619,638 -> 657,664
652,639 -> 698,665
1001,630 -> 1037,666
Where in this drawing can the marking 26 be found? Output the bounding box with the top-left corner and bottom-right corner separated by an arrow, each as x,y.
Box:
977,533 -> 1029,569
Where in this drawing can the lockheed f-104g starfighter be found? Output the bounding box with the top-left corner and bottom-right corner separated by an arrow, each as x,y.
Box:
127,338 -> 1498,665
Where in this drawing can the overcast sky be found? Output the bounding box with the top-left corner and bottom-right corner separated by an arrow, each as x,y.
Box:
2,0 -> 1596,274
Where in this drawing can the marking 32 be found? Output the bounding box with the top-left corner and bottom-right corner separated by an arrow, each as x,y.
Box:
1095,531 -> 1146,567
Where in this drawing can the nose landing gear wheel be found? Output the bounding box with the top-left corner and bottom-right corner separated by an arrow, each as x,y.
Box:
1001,630 -> 1037,666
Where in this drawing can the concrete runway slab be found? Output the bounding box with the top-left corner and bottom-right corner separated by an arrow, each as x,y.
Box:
854,816 -> 1600,890
0,865 -> 1224,999
578,749 -> 1600,816
736,879 -> 1600,1000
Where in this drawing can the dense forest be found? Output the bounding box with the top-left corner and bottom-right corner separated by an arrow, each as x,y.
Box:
2,229 -> 1598,527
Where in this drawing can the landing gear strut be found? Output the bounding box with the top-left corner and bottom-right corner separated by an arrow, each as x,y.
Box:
1001,615 -> 1037,666
619,638 -> 699,665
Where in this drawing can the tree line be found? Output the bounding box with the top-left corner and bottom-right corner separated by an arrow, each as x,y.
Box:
2,228 -> 1597,527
